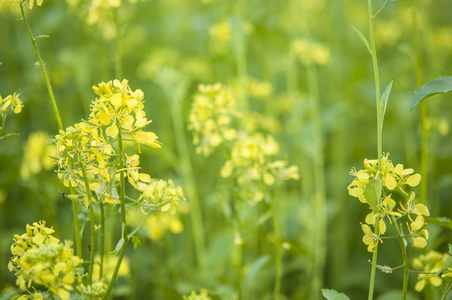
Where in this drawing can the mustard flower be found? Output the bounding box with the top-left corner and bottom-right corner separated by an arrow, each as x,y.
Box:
20,132 -> 57,180
8,221 -> 82,300
1,93 -> 23,114
413,251 -> 446,292
188,83 -> 238,156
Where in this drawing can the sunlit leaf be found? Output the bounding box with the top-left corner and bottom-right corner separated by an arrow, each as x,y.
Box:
321,289 -> 350,300
364,178 -> 381,213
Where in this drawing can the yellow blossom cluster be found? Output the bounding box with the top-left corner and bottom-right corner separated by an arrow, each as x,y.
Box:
292,38 -> 331,66
8,221 -> 82,300
76,282 -> 107,299
348,154 -> 429,252
188,83 -> 238,156
221,133 -> 299,202
1,92 -> 23,114
20,132 -> 57,180
126,179 -> 187,240
54,79 -> 160,204
183,288 -> 212,300
413,251 -> 447,292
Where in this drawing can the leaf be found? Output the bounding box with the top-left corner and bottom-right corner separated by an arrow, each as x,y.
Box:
321,289 -> 350,300
245,255 -> 270,286
131,236 -> 142,250
364,178 -> 382,213
426,216 -> 452,229
349,25 -> 372,55
411,76 -> 452,109
380,81 -> 393,130
450,244 -> 452,256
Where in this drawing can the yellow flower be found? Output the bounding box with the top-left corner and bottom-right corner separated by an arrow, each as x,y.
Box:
413,251 -> 446,292
361,224 -> 382,253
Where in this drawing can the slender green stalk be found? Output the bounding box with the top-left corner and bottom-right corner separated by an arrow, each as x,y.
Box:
168,86 -> 206,269
263,184 -> 282,300
306,57 -> 327,300
391,216 -> 409,300
103,123 -> 129,299
0,112 -> 6,138
412,0 -> 429,207
78,157 -> 97,285
99,200 -> 105,278
71,198 -> 83,258
367,0 -> 384,298
19,3 -> 63,131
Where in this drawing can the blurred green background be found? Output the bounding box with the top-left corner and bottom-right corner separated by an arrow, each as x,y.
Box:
1,0 -> 452,299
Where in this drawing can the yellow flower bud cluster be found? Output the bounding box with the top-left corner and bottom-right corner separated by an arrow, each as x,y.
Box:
1,92 -> 23,114
20,132 -> 57,180
413,251 -> 447,292
54,79 -> 160,204
348,154 -> 429,252
126,179 -> 187,240
8,221 -> 82,300
221,133 -> 299,202
76,282 -> 107,299
183,288 -> 212,300
188,83 -> 239,156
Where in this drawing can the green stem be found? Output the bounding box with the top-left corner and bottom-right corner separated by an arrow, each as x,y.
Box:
412,0 -> 429,206
0,112 -> 6,137
168,84 -> 206,269
367,0 -> 383,296
71,198 -> 83,258
19,3 -> 63,131
306,59 -> 326,300
99,200 -> 105,279
103,122 -> 129,299
263,184 -> 282,300
78,157 -> 96,285
391,216 -> 409,300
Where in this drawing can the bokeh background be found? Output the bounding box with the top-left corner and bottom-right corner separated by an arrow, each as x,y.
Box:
1,0 -> 452,299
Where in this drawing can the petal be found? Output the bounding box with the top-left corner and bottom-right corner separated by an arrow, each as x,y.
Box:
106,124 -> 119,138
415,279 -> 426,292
430,276 -> 443,287
413,237 -> 427,248
385,174 -> 397,190
415,204 -> 430,216
406,174 -> 421,187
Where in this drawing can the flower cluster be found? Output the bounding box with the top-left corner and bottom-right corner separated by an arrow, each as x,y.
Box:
54,79 -> 160,205
221,133 -> 299,202
20,132 -> 57,180
90,79 -> 160,151
127,179 -> 187,240
413,251 -> 446,292
348,154 -> 429,252
183,288 -> 211,300
1,92 -> 23,114
8,221 -> 82,300
188,83 -> 238,156
292,38 -> 331,65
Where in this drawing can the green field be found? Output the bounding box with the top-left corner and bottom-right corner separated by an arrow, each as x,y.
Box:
1,0 -> 452,299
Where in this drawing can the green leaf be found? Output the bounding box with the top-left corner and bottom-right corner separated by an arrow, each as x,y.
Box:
411,76 -> 452,109
364,178 -> 382,213
245,255 -> 270,286
449,244 -> 452,256
426,216 -> 452,229
380,81 -> 393,130
349,25 -> 372,55
131,236 -> 142,250
321,289 -> 350,300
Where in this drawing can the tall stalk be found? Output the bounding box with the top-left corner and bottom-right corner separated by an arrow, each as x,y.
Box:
102,122 -> 129,299
18,1 -> 84,263
19,3 -> 63,131
367,0 -> 385,298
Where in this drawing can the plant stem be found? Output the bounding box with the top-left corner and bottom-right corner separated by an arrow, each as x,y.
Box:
103,123 -> 129,299
412,0 -> 429,207
71,198 -> 83,258
79,157 -> 96,285
367,0 -> 383,298
263,184 -> 282,300
391,216 -> 409,300
99,200 -> 105,278
19,3 -> 63,131
168,82 -> 206,269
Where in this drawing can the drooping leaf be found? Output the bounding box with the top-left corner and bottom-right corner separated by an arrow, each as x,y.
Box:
380,81 -> 393,130
321,289 -> 350,300
411,76 -> 452,109
349,25 -> 372,55
364,178 -> 382,213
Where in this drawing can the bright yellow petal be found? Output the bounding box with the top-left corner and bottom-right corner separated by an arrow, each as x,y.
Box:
106,124 -> 119,138
406,174 -> 421,187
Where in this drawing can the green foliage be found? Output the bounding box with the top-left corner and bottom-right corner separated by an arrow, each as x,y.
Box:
411,76 -> 452,109
321,289 -> 350,300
